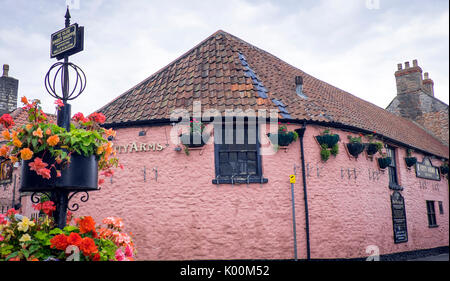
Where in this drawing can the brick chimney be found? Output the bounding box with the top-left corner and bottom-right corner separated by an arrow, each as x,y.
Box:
394,59 -> 423,95
422,72 -> 434,97
0,64 -> 19,114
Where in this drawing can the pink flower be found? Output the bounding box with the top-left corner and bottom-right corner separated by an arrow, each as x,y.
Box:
54,99 -> 64,108
0,235 -> 4,242
0,214 -> 7,225
125,245 -> 133,258
115,248 -> 125,261
29,157 -> 51,179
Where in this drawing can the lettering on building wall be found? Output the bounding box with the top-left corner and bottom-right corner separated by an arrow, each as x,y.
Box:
115,142 -> 165,154
419,180 -> 440,191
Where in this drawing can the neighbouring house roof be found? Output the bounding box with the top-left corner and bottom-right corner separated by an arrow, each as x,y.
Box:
0,108 -> 56,143
98,30 -> 449,158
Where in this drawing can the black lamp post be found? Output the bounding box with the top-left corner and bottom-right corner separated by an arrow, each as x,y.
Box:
20,7 -> 97,229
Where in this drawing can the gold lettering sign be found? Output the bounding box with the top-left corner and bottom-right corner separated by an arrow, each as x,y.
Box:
51,24 -> 77,58
115,142 -> 165,154
415,157 -> 440,181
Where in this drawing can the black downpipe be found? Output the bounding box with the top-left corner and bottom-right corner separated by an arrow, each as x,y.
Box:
295,124 -> 311,260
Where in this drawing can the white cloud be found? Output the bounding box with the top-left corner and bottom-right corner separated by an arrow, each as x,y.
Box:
0,0 -> 447,116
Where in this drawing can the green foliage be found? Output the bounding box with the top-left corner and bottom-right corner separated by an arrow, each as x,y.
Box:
330,143 -> 339,156
320,144 -> 331,161
347,135 -> 362,143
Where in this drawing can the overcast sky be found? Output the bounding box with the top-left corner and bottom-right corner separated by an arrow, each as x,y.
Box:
0,0 -> 448,116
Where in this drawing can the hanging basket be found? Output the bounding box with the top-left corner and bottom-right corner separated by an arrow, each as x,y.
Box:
404,157 -> 417,168
180,132 -> 209,148
20,153 -> 99,192
440,164 -> 449,175
268,132 -> 296,147
365,143 -> 379,156
346,143 -> 365,158
378,157 -> 392,170
315,134 -> 340,148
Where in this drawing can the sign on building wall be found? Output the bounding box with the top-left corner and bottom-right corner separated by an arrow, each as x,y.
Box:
0,158 -> 13,185
415,157 -> 440,181
391,191 -> 408,243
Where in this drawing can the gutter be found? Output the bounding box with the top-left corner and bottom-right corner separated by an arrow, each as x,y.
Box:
104,118 -> 448,160
295,123 -> 311,260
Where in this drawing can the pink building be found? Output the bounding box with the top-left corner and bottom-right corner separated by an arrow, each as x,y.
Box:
2,31 -> 448,260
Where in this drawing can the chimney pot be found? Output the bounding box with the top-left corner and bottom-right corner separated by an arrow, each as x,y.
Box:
2,64 -> 9,77
412,59 -> 418,67
424,72 -> 429,80
397,63 -> 402,70
405,61 -> 410,68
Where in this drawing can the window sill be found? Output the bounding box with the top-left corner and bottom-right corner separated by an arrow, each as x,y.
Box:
428,224 -> 439,228
212,177 -> 268,185
389,183 -> 403,191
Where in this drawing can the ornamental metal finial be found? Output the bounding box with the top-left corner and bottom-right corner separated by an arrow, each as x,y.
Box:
65,6 -> 71,27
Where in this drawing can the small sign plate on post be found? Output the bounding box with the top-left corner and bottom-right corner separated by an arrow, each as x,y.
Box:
50,23 -> 84,60
289,175 -> 296,184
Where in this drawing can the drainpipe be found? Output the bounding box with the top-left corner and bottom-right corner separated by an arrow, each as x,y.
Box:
295,123 -> 311,260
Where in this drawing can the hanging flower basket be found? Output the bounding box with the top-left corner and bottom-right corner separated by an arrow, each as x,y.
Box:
404,157 -> 417,168
378,157 -> 392,169
346,143 -> 365,158
268,125 -> 298,147
180,132 -> 209,148
440,164 -> 449,175
315,133 -> 340,148
20,153 -> 99,192
365,142 -> 383,156
0,97 -> 119,192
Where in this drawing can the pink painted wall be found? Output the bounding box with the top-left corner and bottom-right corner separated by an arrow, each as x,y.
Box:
17,123 -> 449,260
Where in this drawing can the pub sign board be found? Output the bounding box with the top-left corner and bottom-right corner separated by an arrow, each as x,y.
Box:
415,157 -> 440,181
50,23 -> 84,60
0,158 -> 13,185
391,191 -> 408,243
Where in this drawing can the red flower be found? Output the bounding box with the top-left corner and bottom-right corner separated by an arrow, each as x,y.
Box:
79,237 -> 98,256
0,114 -> 14,129
50,234 -> 68,251
33,201 -> 56,216
6,208 -> 17,217
72,112 -> 89,123
88,112 -> 106,124
92,252 -> 101,261
67,232 -> 82,247
77,216 -> 96,234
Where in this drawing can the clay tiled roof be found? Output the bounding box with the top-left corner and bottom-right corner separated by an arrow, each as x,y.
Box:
98,30 -> 448,158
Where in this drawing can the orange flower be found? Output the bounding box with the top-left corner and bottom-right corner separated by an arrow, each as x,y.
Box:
1,130 -> 10,140
96,145 -> 104,155
0,145 -> 9,157
13,138 -> 22,148
45,128 -> 52,135
79,237 -> 98,256
78,216 -> 96,234
9,155 -> 19,163
26,124 -> 33,131
104,128 -> 116,138
50,234 -> 68,251
32,127 -> 43,138
46,135 -> 60,146
20,147 -> 34,160
21,96 -> 28,105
